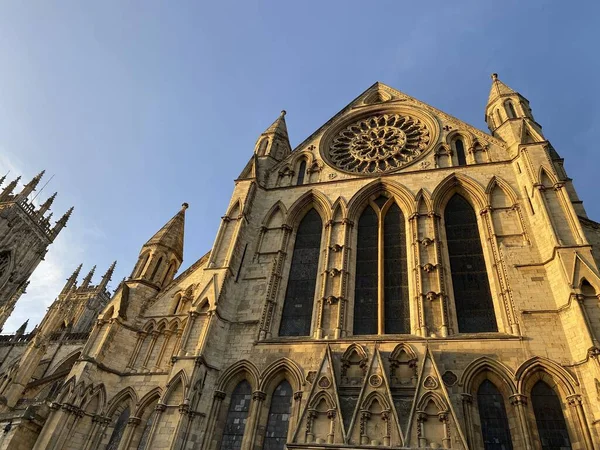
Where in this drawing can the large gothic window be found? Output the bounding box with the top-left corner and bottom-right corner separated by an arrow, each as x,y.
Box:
354,198 -> 409,335
531,381 -> 572,449
220,381 -> 252,450
279,209 -> 322,336
262,380 -> 293,450
477,380 -> 513,449
444,194 -> 497,333
106,406 -> 131,450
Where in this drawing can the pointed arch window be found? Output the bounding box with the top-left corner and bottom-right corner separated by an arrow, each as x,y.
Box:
220,381 -> 252,450
505,101 -> 517,119
0,251 -> 10,288
354,198 -> 409,335
262,380 -> 293,450
279,209 -> 322,336
495,109 -> 502,126
296,160 -> 307,186
531,381 -> 571,449
444,194 -> 497,333
150,257 -> 163,282
477,380 -> 513,449
454,138 -> 467,166
106,406 -> 131,450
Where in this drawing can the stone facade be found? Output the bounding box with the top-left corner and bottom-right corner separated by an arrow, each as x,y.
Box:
1,75 -> 599,449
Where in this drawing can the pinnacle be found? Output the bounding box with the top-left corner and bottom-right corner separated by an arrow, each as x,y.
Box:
264,109 -> 289,138
487,72 -> 518,105
142,204 -> 187,260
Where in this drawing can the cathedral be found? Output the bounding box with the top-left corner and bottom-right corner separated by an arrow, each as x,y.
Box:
0,75 -> 598,449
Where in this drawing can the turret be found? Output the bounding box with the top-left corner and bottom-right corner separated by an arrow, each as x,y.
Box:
80,265 -> 96,289
0,176 -> 20,202
61,264 -> 83,294
15,170 -> 45,201
253,110 -> 292,161
485,73 -> 543,144
99,261 -> 116,291
130,203 -> 187,289
52,206 -> 74,238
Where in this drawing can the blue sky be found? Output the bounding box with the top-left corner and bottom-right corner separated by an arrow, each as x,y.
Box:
0,1 -> 598,332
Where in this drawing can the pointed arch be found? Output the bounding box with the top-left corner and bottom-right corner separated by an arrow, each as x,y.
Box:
83,384 -> 106,415
259,357 -> 304,393
284,189 -> 331,227
226,199 -> 242,219
416,391 -> 447,412
515,356 -> 578,396
48,350 -> 81,376
216,359 -> 260,392
538,166 -> 559,187
163,370 -> 188,405
331,196 -> 348,222
106,386 -> 138,417
485,176 -> 519,207
361,390 -> 391,410
56,376 -> 76,404
341,343 -> 368,366
431,172 -> 487,212
415,189 -> 432,214
309,389 -> 336,409
347,178 -> 415,222
445,130 -> 474,150
460,356 -> 516,395
262,201 -> 287,228
389,343 -> 417,363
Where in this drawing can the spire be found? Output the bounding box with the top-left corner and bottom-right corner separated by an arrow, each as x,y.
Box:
37,192 -> 57,217
81,265 -> 96,288
15,319 -> 29,336
62,263 -> 83,294
487,73 -> 517,104
52,206 -> 74,238
0,173 -> 7,188
253,110 -> 292,161
142,203 -> 188,261
16,170 -> 45,200
99,261 -> 117,291
0,176 -> 21,201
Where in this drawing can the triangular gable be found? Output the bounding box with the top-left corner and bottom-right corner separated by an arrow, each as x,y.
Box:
404,347 -> 467,449
346,348 -> 403,447
563,251 -> 600,290
292,346 -> 345,445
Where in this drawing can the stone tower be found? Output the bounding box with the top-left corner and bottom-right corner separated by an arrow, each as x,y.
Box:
3,76 -> 600,449
0,171 -> 73,331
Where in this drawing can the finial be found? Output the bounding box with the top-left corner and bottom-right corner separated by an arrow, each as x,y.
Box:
280,110 -> 286,117
37,192 -> 57,217
99,261 -> 117,290
491,73 -> 498,81
181,202 -> 189,211
81,265 -> 97,288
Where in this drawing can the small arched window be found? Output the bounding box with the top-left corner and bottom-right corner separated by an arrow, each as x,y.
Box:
106,406 -> 131,450
296,160 -> 307,186
477,380 -> 513,449
262,380 -> 293,450
531,381 -> 571,449
454,138 -> 467,166
279,209 -> 322,336
220,381 -> 252,450
495,109 -> 502,125
150,257 -> 163,282
444,194 -> 497,332
134,253 -> 150,278
162,261 -> 176,285
505,100 -> 517,119
354,198 -> 409,335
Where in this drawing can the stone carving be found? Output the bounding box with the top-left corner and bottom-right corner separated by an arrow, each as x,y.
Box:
368,374 -> 383,387
326,114 -> 432,174
441,371 -> 457,387
318,375 -> 331,388
423,375 -> 439,390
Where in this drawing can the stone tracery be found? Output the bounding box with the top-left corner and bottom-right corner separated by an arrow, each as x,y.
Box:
327,114 -> 432,174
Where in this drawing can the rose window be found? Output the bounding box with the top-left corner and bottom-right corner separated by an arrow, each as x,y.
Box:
327,114 -> 432,174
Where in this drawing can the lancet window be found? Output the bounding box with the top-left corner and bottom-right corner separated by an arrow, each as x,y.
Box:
297,160 -> 307,186
220,381 -> 252,450
262,380 -> 293,450
476,380 -> 513,449
444,194 -> 497,333
505,100 -> 517,119
279,208 -> 323,336
354,197 -> 409,335
454,138 -> 467,166
106,406 -> 130,450
531,381 -> 571,449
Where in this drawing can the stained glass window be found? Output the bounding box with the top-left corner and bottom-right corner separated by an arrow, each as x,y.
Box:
106,406 -> 130,450
531,381 -> 572,449
455,138 -> 467,166
220,381 -> 252,450
384,204 -> 409,333
354,206 -> 379,335
445,194 -> 497,332
297,160 -> 307,186
137,410 -> 157,450
262,381 -> 292,450
477,380 -> 513,450
279,209 -> 322,336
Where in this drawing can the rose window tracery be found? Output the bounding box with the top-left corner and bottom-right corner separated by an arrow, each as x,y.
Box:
326,114 -> 432,174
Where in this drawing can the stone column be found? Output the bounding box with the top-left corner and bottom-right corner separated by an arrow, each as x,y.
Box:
116,416 -> 140,450
243,391 -> 265,450
567,394 -> 594,449
439,412 -> 451,449
510,394 -> 533,449
461,393 -> 474,449
139,403 -> 166,450
126,331 -> 146,370
416,412 -> 427,448
142,331 -> 160,369
200,391 -> 226,450
81,416 -> 104,450
327,409 -> 336,444
178,311 -> 198,357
